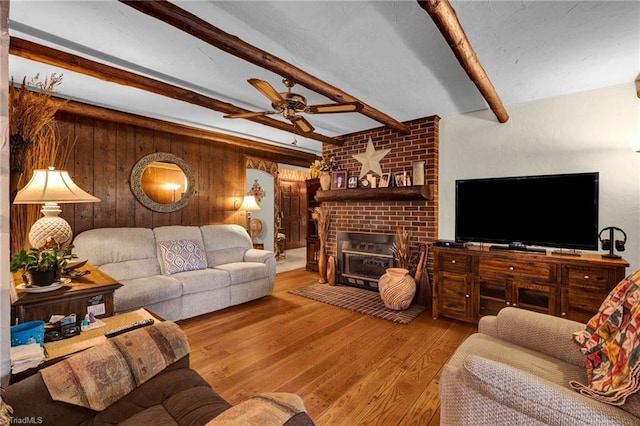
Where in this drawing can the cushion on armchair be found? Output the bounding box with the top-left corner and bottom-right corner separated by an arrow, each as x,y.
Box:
570,269 -> 640,405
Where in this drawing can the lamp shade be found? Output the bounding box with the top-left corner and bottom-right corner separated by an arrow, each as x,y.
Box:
13,167 -> 100,204
13,167 -> 100,248
240,195 -> 261,212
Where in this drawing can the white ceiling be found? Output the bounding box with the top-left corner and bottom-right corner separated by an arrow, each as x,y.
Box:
8,1 -> 640,156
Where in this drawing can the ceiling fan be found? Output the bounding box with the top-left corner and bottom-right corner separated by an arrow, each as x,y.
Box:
223,78 -> 363,134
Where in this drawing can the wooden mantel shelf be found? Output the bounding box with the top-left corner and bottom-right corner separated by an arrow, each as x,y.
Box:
315,185 -> 433,202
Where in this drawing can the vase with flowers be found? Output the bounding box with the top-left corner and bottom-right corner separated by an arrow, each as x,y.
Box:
312,156 -> 338,190
378,228 -> 417,310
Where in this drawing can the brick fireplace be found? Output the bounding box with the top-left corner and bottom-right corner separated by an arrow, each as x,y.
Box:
322,116 -> 439,304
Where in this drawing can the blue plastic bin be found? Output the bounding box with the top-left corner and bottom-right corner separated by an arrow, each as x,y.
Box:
11,321 -> 45,346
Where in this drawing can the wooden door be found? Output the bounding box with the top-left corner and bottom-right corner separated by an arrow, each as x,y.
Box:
280,180 -> 307,249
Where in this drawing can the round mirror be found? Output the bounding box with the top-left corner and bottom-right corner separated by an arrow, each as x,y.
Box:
130,152 -> 195,213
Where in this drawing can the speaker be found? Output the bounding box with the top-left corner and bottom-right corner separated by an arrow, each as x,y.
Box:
599,226 -> 626,259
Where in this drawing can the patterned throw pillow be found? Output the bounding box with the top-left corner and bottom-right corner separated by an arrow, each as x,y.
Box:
158,240 -> 207,275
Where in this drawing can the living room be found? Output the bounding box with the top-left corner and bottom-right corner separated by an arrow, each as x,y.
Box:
1,1 -> 640,425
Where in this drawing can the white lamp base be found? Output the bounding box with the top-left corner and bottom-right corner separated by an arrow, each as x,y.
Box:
28,204 -> 73,248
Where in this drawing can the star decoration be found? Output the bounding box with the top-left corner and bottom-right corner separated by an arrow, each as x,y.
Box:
352,137 -> 391,178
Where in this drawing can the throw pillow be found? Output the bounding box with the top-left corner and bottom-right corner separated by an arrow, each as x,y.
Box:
158,239 -> 207,275
570,269 -> 640,405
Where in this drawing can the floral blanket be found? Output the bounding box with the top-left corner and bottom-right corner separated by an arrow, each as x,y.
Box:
571,269 -> 640,405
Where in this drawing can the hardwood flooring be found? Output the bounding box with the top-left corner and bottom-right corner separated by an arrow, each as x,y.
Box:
178,268 -> 476,425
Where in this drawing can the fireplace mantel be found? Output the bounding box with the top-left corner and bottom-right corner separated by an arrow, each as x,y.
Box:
315,185 -> 433,202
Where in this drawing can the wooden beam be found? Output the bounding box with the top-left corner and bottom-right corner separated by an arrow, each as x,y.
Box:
119,0 -> 411,135
418,0 -> 509,123
9,37 -> 342,146
53,97 -> 318,168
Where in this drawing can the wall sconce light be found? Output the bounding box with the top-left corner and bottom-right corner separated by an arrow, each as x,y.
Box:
13,167 -> 100,248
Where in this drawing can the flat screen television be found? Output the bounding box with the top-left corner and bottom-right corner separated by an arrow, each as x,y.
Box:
455,172 -> 599,252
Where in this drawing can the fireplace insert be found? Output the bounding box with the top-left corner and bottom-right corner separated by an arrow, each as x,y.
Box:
337,231 -> 396,290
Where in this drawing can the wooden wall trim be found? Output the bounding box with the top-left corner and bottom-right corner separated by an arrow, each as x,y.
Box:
54,97 -> 318,168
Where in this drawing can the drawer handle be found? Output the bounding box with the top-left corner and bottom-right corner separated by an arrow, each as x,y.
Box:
509,266 -> 514,271
451,260 -> 456,264
512,303 -> 517,307
584,275 -> 590,280
561,312 -> 567,317
506,301 -> 511,306
465,294 -> 470,298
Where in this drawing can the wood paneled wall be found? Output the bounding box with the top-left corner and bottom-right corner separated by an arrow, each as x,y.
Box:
54,111 -> 248,236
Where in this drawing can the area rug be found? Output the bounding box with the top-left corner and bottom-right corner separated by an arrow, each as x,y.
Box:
288,283 -> 425,324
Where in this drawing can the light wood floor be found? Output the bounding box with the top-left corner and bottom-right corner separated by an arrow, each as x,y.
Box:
178,268 -> 476,425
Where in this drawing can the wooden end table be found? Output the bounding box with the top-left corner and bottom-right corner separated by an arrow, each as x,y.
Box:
11,263 -> 122,324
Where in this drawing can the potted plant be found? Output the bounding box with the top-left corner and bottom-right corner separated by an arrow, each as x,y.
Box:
10,245 -> 76,287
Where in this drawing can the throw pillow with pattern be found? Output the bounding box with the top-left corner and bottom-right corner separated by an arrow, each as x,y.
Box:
158,239 -> 207,275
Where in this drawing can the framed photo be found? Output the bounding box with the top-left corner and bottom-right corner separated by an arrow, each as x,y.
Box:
394,172 -> 406,187
331,171 -> 347,190
379,173 -> 391,188
412,161 -> 425,186
347,175 -> 359,189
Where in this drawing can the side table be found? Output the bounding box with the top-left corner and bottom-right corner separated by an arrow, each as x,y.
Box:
11,263 -> 122,324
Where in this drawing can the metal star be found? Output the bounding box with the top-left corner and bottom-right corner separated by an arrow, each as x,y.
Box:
352,137 -> 391,178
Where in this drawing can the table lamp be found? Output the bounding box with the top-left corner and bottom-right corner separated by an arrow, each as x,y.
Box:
13,167 -> 101,248
240,195 -> 261,232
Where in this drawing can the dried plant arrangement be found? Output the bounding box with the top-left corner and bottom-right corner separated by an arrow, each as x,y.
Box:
9,73 -> 66,202
311,206 -> 331,246
9,73 -> 73,252
391,227 -> 414,271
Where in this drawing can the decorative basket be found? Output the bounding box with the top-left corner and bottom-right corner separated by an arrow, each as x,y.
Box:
11,321 -> 45,346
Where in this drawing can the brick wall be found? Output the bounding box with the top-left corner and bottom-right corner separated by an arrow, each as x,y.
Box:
322,115 -> 439,277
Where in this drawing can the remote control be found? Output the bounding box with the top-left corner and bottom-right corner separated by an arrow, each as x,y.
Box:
104,318 -> 155,338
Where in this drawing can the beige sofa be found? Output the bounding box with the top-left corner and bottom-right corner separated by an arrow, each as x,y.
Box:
72,224 -> 276,321
439,308 -> 640,425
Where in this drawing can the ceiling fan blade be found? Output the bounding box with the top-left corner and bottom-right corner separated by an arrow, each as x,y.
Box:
248,78 -> 284,104
223,110 -> 275,119
307,101 -> 363,114
291,116 -> 315,133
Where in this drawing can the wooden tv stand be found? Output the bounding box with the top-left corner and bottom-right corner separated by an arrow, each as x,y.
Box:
433,245 -> 628,324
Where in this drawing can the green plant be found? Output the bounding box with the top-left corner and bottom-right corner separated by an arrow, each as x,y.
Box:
10,245 -> 76,274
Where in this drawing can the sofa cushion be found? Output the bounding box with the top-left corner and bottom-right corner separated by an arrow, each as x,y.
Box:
99,258 -> 162,282
200,224 -> 252,267
214,262 -> 270,285
73,228 -> 161,280
449,333 -> 587,389
171,268 -> 231,295
116,276 -> 183,312
86,368 -> 230,426
158,239 -> 208,275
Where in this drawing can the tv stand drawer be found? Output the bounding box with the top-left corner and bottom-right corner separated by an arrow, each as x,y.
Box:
477,258 -> 555,283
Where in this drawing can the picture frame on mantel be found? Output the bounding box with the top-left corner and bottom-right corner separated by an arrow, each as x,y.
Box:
412,161 -> 425,186
332,171 -> 347,190
347,174 -> 359,189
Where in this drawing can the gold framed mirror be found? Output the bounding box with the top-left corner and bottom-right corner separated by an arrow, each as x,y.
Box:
130,152 -> 195,213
